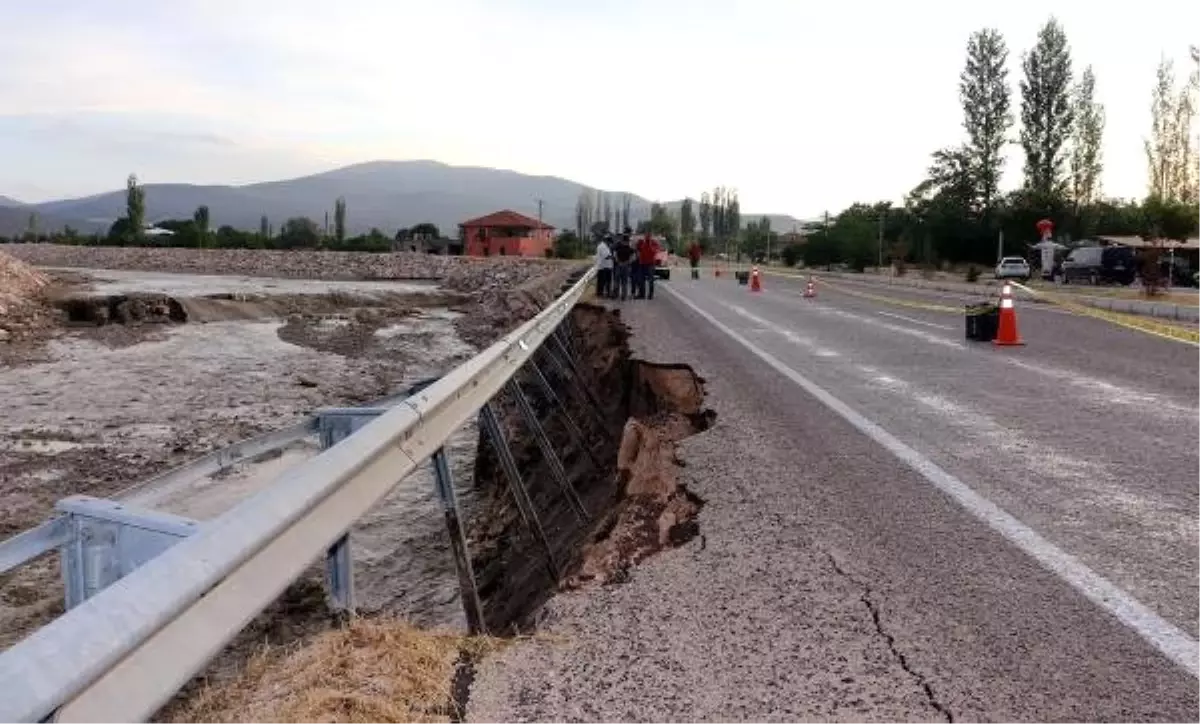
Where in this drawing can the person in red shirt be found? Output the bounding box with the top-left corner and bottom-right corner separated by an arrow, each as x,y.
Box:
635,233 -> 661,300
688,240 -> 702,280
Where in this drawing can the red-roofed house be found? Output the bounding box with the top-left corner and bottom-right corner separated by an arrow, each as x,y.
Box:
460,210 -> 554,257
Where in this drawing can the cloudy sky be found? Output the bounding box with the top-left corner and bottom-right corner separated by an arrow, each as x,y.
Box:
1,0 -> 1196,217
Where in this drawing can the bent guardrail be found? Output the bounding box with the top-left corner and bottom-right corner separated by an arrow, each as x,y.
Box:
0,266 -> 596,723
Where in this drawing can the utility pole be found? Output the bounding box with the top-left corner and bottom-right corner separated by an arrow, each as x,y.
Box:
536,199 -> 544,226
997,229 -> 1004,264
877,209 -> 885,273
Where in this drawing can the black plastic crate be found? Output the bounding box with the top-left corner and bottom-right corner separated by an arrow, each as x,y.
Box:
965,304 -> 999,341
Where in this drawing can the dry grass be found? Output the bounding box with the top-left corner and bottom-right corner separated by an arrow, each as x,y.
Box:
166,618 -> 501,723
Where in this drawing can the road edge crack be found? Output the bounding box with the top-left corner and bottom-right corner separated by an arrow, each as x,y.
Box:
824,552 -> 954,723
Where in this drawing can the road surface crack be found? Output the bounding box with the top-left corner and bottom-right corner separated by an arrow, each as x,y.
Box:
824,552 -> 954,723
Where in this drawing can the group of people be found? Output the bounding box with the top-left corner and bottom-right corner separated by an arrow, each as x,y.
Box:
594,227 -> 661,301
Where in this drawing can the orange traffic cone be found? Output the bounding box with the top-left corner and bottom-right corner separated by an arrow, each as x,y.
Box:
803,278 -> 816,298
750,265 -> 762,292
993,283 -> 1024,346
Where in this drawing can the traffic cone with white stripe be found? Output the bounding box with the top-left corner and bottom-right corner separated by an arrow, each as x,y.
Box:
750,265 -> 762,292
993,283 -> 1024,346
803,277 -> 816,298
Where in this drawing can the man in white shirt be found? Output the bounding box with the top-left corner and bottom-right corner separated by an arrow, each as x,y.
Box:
595,234 -> 614,298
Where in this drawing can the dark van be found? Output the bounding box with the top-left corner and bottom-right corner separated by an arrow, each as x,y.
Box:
1061,245 -> 1136,285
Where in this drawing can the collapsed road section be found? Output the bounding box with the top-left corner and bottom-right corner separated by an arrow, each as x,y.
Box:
159,302 -> 715,723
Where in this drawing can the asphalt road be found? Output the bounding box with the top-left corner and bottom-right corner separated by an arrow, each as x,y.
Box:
469,275 -> 1199,722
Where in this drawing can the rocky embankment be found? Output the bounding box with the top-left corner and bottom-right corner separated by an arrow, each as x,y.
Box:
0,252 -> 54,344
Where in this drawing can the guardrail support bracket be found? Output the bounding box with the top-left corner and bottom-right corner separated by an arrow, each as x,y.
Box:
505,380 -> 589,521
54,496 -> 200,610
479,404 -> 560,581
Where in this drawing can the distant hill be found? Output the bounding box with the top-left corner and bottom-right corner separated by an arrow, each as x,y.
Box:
2,161 -> 803,237
0,195 -> 24,207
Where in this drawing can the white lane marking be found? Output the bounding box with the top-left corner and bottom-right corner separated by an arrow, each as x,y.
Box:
877,310 -> 952,330
662,283 -> 1199,677
729,305 -> 842,358
824,306 -> 966,349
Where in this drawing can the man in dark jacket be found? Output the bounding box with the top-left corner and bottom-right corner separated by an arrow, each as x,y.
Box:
688,240 -> 702,280
611,233 -> 635,301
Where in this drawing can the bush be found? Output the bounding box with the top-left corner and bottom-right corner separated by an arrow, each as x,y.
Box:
965,265 -> 980,283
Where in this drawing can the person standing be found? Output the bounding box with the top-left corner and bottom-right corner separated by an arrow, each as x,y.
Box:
688,239 -> 702,280
612,233 -> 635,301
595,234 -> 613,298
637,232 -> 660,300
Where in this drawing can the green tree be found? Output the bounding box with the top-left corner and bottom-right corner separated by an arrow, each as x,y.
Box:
553,230 -> 586,259
126,174 -> 145,240
279,217 -> 321,249
961,28 -> 1013,216
260,215 -> 270,238
574,191 -> 594,239
679,197 -> 696,240
780,242 -> 803,267
333,197 -> 347,243
107,217 -> 136,245
725,190 -> 741,242
24,211 -> 39,241
698,191 -> 712,239
156,218 -> 200,246
1142,194 -> 1199,241
1020,17 -> 1074,201
193,205 -> 210,247
409,222 -> 440,238
1069,66 -> 1105,230
1146,54 -> 1200,203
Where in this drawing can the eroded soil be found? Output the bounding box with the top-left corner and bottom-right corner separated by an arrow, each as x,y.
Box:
466,303 -> 714,633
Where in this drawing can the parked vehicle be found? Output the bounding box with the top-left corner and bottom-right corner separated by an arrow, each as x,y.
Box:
1060,245 -> 1136,285
654,248 -> 671,280
994,256 -> 1031,281
1159,255 -> 1197,287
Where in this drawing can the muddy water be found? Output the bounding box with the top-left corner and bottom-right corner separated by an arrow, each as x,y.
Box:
0,272 -> 487,645
53,268 -> 438,298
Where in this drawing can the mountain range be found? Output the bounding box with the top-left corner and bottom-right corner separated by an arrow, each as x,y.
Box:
0,161 -> 805,238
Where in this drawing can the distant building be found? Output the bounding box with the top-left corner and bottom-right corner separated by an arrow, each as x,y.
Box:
460,210 -> 554,258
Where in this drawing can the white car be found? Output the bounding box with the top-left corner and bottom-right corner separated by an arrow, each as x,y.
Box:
994,256 -> 1031,281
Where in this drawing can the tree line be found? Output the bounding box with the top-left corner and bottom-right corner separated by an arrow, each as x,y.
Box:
0,178 -> 450,253
796,23 -> 1198,272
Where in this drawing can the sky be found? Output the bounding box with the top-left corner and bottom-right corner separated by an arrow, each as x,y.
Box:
0,0 -> 1197,218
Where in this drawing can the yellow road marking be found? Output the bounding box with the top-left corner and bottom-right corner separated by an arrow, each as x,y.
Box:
1010,282 -> 1200,346
759,269 -> 1199,346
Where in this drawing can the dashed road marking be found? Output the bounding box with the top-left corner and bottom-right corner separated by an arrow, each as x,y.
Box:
877,310 -> 953,330
662,282 -> 1199,677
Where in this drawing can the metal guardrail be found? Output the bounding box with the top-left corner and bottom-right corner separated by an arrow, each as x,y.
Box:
0,266 -> 597,723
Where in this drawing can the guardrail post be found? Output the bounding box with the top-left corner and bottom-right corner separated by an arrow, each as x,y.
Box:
432,448 -> 486,635
523,362 -> 603,470
479,403 -> 560,581
505,379 -> 590,521
325,535 -> 355,612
